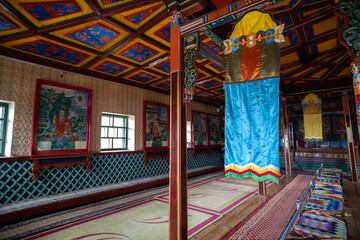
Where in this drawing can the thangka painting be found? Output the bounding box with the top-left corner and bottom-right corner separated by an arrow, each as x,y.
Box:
208,114 -> 221,146
192,111 -> 208,147
322,117 -> 331,133
32,79 -> 92,155
143,101 -> 169,150
333,117 -> 346,133
302,93 -> 323,141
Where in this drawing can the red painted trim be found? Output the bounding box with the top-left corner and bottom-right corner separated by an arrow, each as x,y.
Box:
94,150 -> 143,156
0,166 -> 221,226
0,156 -> 31,162
31,79 -> 92,157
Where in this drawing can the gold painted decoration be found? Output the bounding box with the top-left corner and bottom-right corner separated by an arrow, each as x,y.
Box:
302,93 -> 323,141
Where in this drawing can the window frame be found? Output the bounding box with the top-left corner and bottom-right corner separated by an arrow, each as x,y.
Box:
0,102 -> 9,156
101,113 -> 129,151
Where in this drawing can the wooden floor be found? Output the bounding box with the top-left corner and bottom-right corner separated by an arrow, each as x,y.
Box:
2,170 -> 358,239
343,175 -> 360,240
190,172 -> 360,240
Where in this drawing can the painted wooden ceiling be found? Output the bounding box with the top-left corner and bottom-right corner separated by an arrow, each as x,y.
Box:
0,0 -> 352,106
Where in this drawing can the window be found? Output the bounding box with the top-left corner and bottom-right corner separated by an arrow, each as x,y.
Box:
101,113 -> 135,151
0,102 -> 8,156
187,121 -> 192,148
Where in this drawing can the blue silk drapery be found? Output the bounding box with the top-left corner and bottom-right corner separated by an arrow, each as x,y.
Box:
225,77 -> 280,183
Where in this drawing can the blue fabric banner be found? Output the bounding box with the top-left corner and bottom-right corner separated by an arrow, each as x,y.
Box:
224,77 -> 280,183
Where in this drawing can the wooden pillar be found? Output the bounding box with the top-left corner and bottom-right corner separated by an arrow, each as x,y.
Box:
169,11 -> 188,240
351,58 -> 360,161
342,95 -> 358,182
282,99 -> 292,176
258,181 -> 266,195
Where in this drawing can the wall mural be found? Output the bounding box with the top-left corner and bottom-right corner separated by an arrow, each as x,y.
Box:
32,79 -> 92,155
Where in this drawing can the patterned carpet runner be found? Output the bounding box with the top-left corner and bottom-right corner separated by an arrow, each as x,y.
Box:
226,174 -> 312,240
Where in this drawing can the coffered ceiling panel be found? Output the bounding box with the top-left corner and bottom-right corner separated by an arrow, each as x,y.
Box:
0,0 -> 354,106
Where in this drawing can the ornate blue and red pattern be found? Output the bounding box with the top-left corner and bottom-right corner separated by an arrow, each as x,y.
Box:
129,72 -> 157,83
94,61 -> 128,75
197,93 -> 211,98
304,194 -> 343,212
154,23 -> 170,43
153,60 -> 170,73
0,14 -> 18,31
209,63 -> 225,72
198,52 -> 206,60
153,80 -> 170,90
290,211 -> 347,239
65,24 -> 118,49
198,79 -> 221,89
100,0 -> 128,5
198,72 -> 207,79
124,4 -> 162,24
20,1 -> 80,21
120,43 -> 158,63
212,88 -> 224,95
205,40 -> 222,53
12,39 -> 89,65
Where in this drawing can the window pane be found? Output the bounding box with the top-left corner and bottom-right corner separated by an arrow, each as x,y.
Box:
101,127 -> 108,137
101,138 -> 112,149
118,128 -> 126,138
113,138 -> 126,149
0,120 -> 3,139
0,140 -> 2,154
108,128 -> 117,137
0,106 -> 3,118
114,117 -> 126,127
101,115 -> 110,126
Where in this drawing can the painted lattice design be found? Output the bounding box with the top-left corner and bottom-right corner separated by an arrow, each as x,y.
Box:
0,151 -> 222,204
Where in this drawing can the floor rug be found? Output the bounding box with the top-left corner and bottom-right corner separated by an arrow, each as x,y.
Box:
225,174 -> 313,240
0,171 -> 269,240
157,176 -> 269,214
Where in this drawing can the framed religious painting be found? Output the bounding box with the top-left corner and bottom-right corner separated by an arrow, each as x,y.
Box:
143,101 -> 169,151
296,118 -> 304,134
192,111 -> 208,148
31,79 -> 92,156
208,114 -> 221,147
322,117 -> 331,133
333,117 -> 346,133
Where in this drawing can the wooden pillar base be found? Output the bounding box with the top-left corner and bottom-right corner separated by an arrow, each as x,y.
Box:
258,181 -> 266,195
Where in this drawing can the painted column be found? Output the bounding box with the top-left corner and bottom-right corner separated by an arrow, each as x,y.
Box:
342,95 -> 358,182
351,58 -> 360,144
169,11 -> 188,240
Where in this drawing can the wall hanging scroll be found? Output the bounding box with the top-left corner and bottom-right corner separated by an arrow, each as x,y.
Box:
224,10 -> 282,184
302,93 -> 323,141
